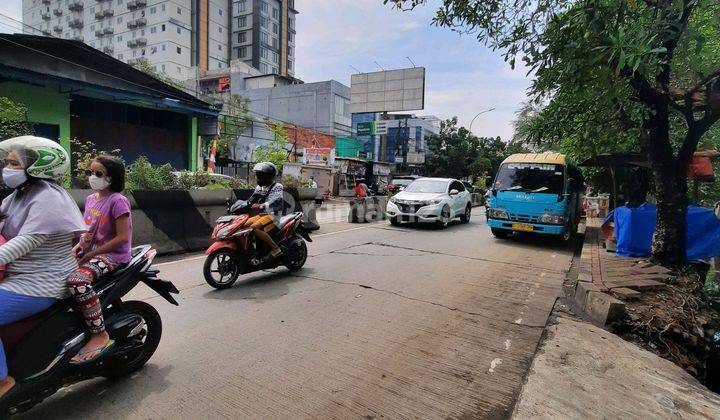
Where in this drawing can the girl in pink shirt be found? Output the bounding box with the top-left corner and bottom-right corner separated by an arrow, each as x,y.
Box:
67,155 -> 132,364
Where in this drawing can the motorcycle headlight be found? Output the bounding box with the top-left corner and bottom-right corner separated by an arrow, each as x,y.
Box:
488,208 -> 509,219
540,213 -> 565,224
216,226 -> 231,239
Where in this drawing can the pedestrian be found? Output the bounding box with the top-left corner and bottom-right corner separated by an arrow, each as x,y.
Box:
67,155 -> 132,364
354,178 -> 368,198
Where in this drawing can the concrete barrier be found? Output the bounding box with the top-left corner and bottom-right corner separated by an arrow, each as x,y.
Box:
68,188 -> 320,255
348,196 -> 388,223
470,193 -> 484,207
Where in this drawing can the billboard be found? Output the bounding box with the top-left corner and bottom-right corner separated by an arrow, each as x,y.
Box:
303,147 -> 335,166
350,67 -> 425,114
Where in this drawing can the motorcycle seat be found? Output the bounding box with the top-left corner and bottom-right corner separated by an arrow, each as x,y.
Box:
277,214 -> 296,229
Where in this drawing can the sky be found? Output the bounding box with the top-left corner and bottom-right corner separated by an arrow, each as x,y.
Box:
0,0 -> 532,140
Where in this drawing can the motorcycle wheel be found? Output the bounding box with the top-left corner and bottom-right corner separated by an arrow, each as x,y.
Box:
284,238 -> 308,271
103,301 -> 162,378
204,249 -> 240,289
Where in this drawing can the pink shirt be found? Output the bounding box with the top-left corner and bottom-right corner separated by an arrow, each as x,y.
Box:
84,192 -> 132,264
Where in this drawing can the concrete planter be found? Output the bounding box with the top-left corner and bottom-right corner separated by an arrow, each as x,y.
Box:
298,187 -> 319,200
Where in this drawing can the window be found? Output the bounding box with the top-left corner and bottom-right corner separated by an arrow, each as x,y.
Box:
150,26 -> 156,34
237,0 -> 246,13
288,61 -> 293,70
117,0 -> 123,4
289,18 -> 295,29
238,31 -> 246,43
289,32 -> 294,43
273,23 -> 278,34
132,50 -> 136,57
219,8 -> 222,16
261,1 -> 268,14
218,62 -> 222,69
161,24 -> 166,31
177,66 -> 181,74
116,35 -> 122,42
161,64 -> 165,71
162,4 -> 165,11
272,8 -> 279,19
150,6 -> 156,14
272,67 -> 278,74
162,44 -> 166,51
141,29 -> 145,35
272,37 -> 278,48
260,16 -> 268,29
218,26 -> 222,33
218,44 -> 222,51
272,51 -> 278,64
260,47 -> 268,59
90,24 -> 95,31
177,47 -> 181,54
260,62 -> 268,73
150,46 -> 157,54
260,32 -> 268,44
288,46 -> 293,57
177,27 -> 181,34
118,16 -> 123,23
238,16 -> 247,28
90,7 -> 94,13
177,7 -> 181,14
238,46 -> 246,58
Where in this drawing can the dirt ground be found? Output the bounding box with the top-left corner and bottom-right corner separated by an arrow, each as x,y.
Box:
512,316 -> 720,419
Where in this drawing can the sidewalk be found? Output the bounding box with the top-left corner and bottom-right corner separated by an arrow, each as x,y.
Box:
513,314 -> 720,419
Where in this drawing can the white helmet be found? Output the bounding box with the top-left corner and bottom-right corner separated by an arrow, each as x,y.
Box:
0,136 -> 69,181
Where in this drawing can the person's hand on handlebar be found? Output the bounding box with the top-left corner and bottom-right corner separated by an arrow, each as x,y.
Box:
251,203 -> 263,210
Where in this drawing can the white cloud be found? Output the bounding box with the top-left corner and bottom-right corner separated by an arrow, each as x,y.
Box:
398,22 -> 421,31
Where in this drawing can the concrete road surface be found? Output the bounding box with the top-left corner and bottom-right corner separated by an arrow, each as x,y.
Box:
17,213 -> 574,419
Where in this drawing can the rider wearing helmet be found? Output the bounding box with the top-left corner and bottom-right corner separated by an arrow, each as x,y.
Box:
245,162 -> 284,262
0,136 -> 86,397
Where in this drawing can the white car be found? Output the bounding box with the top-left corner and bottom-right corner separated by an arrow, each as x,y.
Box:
386,177 -> 472,228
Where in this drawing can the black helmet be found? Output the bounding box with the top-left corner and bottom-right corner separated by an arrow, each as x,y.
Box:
253,161 -> 278,178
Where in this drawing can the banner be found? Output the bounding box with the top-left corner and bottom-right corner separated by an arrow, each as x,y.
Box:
304,147 -> 334,165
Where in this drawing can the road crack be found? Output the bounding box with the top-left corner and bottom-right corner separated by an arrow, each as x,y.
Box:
288,272 -> 546,328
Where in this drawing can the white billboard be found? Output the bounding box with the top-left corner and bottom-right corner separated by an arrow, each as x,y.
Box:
350,67 -> 425,114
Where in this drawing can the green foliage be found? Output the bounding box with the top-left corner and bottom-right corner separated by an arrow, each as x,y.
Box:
0,97 -> 34,139
215,95 -> 251,158
70,138 -> 121,188
132,58 -> 186,90
280,175 -> 313,189
425,117 -> 528,181
125,156 -> 175,191
254,122 -> 290,168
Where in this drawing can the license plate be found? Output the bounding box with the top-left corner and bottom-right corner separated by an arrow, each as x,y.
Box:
512,223 -> 534,232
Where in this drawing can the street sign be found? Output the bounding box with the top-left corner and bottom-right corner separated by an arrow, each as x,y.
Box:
375,121 -> 389,135
357,122 -> 374,136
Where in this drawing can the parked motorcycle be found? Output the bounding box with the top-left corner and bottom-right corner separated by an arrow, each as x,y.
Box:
203,202 -> 312,289
0,245 -> 179,417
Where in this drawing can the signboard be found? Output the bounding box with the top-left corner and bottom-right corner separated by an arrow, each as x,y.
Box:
357,122 -> 374,136
350,67 -> 426,114
375,121 -> 389,135
304,147 -> 335,165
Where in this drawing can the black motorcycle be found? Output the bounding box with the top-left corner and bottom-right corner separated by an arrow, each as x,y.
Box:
0,245 -> 179,417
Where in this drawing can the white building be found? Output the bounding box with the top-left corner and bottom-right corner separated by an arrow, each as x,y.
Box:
22,0 -> 231,80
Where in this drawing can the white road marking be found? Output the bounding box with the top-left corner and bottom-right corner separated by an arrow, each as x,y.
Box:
515,318 -> 523,324
489,358 -> 503,373
504,339 -> 511,350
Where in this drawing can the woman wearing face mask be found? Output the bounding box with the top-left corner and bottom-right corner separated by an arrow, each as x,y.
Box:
0,136 -> 87,398
66,155 -> 132,364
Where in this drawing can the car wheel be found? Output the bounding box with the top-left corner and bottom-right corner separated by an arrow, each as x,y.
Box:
491,227 -> 510,238
437,205 -> 451,229
460,204 -> 471,223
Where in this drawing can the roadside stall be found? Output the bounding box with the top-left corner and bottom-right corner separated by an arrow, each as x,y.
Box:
368,161 -> 392,195
282,162 -> 333,199
334,157 -> 368,197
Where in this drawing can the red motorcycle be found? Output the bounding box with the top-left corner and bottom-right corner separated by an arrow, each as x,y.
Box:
203,208 -> 312,289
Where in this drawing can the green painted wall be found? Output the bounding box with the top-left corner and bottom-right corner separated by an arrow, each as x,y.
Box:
0,82 -> 71,152
190,117 -> 198,171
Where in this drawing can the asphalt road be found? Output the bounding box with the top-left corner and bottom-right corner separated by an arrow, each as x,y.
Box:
17,211 -> 574,419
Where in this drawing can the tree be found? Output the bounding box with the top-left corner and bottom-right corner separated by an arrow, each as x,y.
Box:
132,58 -> 186,91
0,97 -> 33,139
425,117 -> 490,180
387,0 -> 720,267
254,121 -> 290,169
213,94 -> 252,158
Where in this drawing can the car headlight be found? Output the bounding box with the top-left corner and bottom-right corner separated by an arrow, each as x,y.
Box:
488,208 -> 509,219
420,199 -> 442,206
389,197 -> 397,203
540,213 -> 565,224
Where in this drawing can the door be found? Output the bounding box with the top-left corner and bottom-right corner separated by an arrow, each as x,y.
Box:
449,180 -> 467,215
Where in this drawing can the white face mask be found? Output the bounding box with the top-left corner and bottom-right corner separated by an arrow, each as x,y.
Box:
2,168 -> 28,189
89,175 -> 111,191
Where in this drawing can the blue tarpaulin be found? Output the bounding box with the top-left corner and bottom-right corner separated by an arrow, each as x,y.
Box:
606,204 -> 720,261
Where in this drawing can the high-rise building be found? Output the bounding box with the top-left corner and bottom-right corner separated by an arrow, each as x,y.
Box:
230,0 -> 296,77
22,0 -> 296,80
22,0 -> 231,80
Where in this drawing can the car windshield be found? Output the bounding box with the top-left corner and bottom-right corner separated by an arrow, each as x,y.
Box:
494,163 -> 565,195
392,178 -> 414,187
404,179 -> 448,194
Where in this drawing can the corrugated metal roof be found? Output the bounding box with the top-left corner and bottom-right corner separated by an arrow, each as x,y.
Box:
502,153 -> 566,165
